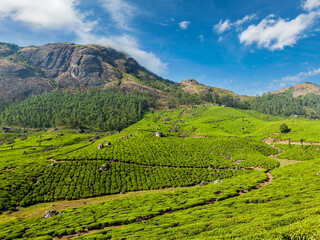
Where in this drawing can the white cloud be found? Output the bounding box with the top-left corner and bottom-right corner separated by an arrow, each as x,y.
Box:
235,14 -> 257,26
214,15 -> 256,34
214,19 -> 231,33
179,21 -> 190,30
100,0 -> 137,31
272,67 -> 320,87
239,11 -> 320,50
303,0 -> 320,11
0,0 -> 93,31
78,33 -> 168,75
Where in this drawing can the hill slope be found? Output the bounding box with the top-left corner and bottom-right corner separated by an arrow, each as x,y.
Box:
2,106 -> 320,239
270,82 -> 320,97
180,78 -> 238,96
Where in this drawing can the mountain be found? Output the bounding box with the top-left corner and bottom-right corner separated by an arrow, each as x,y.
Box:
0,42 -> 246,131
0,42 -> 242,102
0,42 -> 173,101
270,82 -> 320,97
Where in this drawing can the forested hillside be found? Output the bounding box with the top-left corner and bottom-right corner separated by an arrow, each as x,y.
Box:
0,89 -> 152,131
250,90 -> 320,118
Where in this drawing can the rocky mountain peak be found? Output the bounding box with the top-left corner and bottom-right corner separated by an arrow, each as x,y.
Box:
0,42 -> 157,100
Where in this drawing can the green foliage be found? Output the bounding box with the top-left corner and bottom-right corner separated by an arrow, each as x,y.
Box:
0,89 -> 151,131
57,134 -> 277,169
1,160 -> 244,211
0,171 -> 265,239
72,159 -> 320,239
277,144 -> 320,161
280,123 -> 289,133
249,91 -> 305,116
3,105 -> 320,239
249,90 -> 320,118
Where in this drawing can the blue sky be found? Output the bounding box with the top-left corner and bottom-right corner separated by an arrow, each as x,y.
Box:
0,0 -> 320,95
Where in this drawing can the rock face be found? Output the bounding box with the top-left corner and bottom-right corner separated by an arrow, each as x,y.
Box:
43,210 -> 61,218
18,43 -> 130,88
0,58 -> 55,101
0,42 -> 164,101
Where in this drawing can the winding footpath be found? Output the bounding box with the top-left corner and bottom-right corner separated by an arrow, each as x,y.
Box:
54,171 -> 273,240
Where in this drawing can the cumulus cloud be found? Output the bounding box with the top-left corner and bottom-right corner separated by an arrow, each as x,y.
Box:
272,67 -> 320,87
78,33 -> 167,75
179,21 -> 190,30
239,11 -> 320,50
0,0 -> 94,31
303,0 -> 320,11
214,15 -> 256,34
100,0 -> 137,30
214,19 -> 231,33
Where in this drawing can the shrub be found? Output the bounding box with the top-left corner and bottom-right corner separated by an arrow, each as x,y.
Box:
280,123 -> 289,133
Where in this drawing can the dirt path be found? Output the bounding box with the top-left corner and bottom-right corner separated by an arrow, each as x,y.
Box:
263,137 -> 320,146
54,172 -> 273,239
263,138 -> 302,166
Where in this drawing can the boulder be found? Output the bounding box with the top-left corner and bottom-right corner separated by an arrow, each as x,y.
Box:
155,132 -> 163,137
214,179 -> 220,184
43,210 -> 61,219
77,128 -> 84,134
51,162 -> 57,167
198,181 -> 208,187
99,164 -> 108,171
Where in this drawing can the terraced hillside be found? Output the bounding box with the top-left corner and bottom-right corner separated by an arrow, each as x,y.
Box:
1,105 -> 320,239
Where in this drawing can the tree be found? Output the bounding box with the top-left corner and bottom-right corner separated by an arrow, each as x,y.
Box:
280,123 -> 289,133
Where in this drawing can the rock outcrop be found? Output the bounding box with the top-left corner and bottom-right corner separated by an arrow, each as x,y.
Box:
43,210 -> 61,218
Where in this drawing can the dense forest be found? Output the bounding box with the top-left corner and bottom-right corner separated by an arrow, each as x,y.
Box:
0,89 -> 152,131
250,90 -> 320,118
